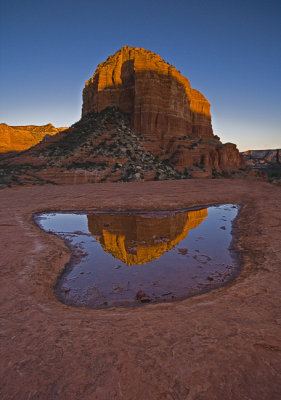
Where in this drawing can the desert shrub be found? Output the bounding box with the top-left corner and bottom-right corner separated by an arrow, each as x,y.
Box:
194,162 -> 204,169
67,161 -> 106,170
162,158 -> 173,167
184,168 -> 190,178
267,164 -> 281,179
189,142 -> 199,150
154,172 -> 160,181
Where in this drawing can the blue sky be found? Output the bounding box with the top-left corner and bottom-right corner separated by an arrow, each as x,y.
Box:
0,0 -> 280,151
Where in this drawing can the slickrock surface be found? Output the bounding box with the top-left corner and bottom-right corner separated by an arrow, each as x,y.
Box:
1,180 -> 281,400
0,123 -> 67,152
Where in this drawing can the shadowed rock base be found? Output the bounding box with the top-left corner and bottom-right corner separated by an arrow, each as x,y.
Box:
0,108 -> 245,187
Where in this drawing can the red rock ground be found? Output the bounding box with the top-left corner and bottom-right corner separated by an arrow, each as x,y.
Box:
0,180 -> 281,400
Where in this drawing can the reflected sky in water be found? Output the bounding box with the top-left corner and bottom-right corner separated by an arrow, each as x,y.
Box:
36,204 -> 239,308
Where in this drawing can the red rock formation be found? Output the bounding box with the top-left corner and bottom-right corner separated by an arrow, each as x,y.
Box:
0,47 -> 245,186
82,46 -> 213,142
218,143 -> 246,172
82,46 -> 244,174
241,149 -> 281,167
0,123 -> 67,152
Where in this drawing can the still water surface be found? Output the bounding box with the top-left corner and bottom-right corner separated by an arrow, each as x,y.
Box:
36,204 -> 239,308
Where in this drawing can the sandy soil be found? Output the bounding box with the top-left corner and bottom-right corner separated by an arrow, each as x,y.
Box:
0,179 -> 281,400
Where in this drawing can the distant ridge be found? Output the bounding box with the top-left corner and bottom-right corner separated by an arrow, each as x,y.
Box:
0,123 -> 68,152
241,149 -> 280,168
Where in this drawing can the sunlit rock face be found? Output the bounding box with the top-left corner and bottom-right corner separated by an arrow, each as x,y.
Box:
87,208 -> 207,265
0,47 -> 245,186
0,123 -> 67,152
82,46 -> 213,143
82,47 -> 245,174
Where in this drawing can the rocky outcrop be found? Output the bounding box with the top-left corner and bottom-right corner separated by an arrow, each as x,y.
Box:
83,46 -> 213,144
0,123 -> 67,152
87,209 -> 207,265
82,46 -> 244,174
240,149 -> 281,183
241,149 -> 281,168
0,47 -> 245,187
0,107 -> 245,188
0,108 -> 188,186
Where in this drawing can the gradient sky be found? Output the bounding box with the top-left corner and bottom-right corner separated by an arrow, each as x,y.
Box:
0,0 -> 280,151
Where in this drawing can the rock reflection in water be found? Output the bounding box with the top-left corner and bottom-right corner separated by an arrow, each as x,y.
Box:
36,205 -> 239,308
87,209 -> 208,266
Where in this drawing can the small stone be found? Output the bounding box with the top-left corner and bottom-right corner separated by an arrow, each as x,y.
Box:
135,290 -> 151,303
178,248 -> 188,255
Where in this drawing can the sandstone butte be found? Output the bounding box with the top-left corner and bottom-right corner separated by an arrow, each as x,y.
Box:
82,46 -> 245,175
83,46 -> 212,139
0,123 -> 67,152
0,46 -> 245,185
87,208 -> 207,265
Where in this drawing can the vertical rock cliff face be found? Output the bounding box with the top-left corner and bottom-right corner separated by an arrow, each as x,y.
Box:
82,47 -> 213,142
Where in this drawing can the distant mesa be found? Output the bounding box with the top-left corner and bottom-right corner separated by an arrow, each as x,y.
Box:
0,46 -> 246,186
241,149 -> 281,167
240,148 -> 281,182
0,123 -> 67,152
87,208 -> 208,265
